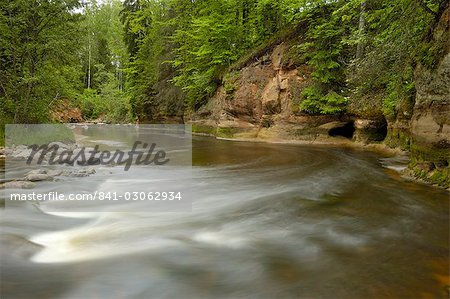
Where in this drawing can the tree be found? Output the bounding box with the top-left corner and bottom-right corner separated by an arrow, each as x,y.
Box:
0,0 -> 82,123
356,1 -> 366,59
78,0 -> 130,122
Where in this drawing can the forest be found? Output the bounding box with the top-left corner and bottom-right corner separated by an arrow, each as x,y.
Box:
0,0 -> 448,129
1,2 -> 450,298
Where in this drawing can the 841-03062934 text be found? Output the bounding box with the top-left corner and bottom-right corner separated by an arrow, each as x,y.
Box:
9,191 -> 183,202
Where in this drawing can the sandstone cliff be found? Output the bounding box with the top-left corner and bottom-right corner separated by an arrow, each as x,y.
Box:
396,8 -> 450,188
189,43 -> 374,144
188,8 -> 450,188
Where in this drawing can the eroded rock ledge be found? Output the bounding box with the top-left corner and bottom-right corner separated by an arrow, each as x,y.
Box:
187,20 -> 450,189
189,43 -> 389,145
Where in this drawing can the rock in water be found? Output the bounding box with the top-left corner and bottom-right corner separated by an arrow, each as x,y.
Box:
25,174 -> 54,182
0,181 -> 36,189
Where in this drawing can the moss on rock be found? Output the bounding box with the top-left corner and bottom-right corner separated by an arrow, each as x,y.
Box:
192,124 -> 217,136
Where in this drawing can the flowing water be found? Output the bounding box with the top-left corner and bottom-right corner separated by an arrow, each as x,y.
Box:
1,135 -> 449,299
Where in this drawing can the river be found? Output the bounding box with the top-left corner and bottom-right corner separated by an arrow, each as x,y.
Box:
1,135 -> 449,299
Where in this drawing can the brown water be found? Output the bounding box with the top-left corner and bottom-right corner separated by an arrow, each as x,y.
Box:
1,136 -> 449,299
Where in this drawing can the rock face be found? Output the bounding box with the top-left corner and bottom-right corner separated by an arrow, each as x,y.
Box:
189,43 -> 378,143
189,8 -> 450,188
354,119 -> 388,143
51,99 -> 83,123
412,53 -> 450,146
406,52 -> 450,188
412,50 -> 450,144
387,8 -> 450,188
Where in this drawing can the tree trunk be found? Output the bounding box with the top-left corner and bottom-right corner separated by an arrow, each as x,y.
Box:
88,37 -> 91,89
356,1 -> 367,60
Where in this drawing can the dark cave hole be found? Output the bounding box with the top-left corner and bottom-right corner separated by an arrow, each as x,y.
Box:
367,118 -> 388,142
328,122 -> 355,139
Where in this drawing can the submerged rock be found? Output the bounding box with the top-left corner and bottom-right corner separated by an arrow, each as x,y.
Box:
47,169 -> 64,177
65,168 -> 96,177
47,141 -> 73,149
26,169 -> 63,177
0,181 -> 36,189
17,167 -> 96,185
24,169 -> 64,182
9,145 -> 33,160
25,174 -> 54,182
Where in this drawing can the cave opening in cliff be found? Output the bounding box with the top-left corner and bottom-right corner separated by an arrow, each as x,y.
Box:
328,122 -> 355,139
372,119 -> 388,142
363,118 -> 388,142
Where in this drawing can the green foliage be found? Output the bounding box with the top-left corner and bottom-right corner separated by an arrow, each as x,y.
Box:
223,72 -> 240,95
301,86 -> 348,115
0,0 -> 130,124
122,0 -> 300,111
417,41 -> 446,69
348,0 -> 444,119
382,66 -> 415,119
99,74 -> 132,122
121,0 -> 178,118
293,1 -> 356,115
1,0 -> 446,125
0,0 -> 83,123
79,89 -> 102,120
78,75 -> 131,123
123,0 -> 444,118
171,7 -> 242,106
77,0 -> 130,122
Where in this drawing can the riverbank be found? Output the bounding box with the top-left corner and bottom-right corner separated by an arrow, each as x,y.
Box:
191,125 -> 402,152
1,125 -> 447,191
190,123 -> 449,191
181,7 -> 449,190
184,16 -> 449,190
